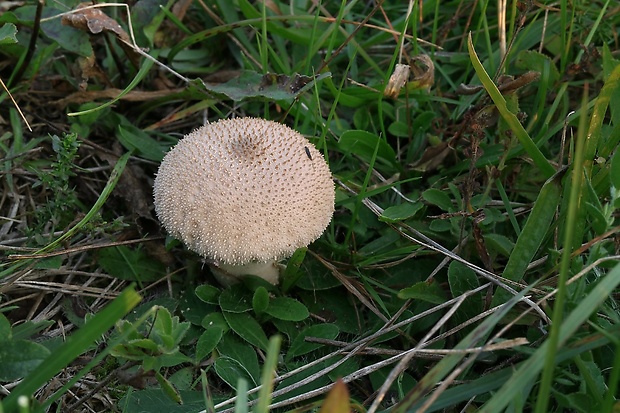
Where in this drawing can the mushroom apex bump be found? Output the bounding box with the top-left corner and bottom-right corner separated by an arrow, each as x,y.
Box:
153,117 -> 335,267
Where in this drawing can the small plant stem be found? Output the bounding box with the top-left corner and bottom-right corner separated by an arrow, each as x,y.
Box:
535,84 -> 589,413
9,0 -> 43,87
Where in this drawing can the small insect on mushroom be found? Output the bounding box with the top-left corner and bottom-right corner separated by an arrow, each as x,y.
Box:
304,146 -> 312,160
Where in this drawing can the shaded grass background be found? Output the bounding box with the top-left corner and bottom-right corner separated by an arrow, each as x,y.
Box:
0,0 -> 619,412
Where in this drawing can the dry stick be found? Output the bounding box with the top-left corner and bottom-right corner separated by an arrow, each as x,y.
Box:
8,236 -> 165,260
305,337 -> 527,357
267,302 -> 524,413
428,255 -> 620,413
0,78 -> 32,131
367,293 -> 469,413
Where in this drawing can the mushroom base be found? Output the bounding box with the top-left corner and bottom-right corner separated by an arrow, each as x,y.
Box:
209,261 -> 283,285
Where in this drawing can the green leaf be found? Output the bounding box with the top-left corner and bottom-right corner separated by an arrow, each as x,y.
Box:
448,261 -> 480,297
217,334 -> 260,384
397,280 -> 446,304
252,287 -> 270,315
195,284 -> 220,305
514,50 -> 560,84
0,23 -> 18,44
379,202 -> 424,223
214,357 -> 257,389
281,247 -> 307,293
98,246 -> 165,283
195,326 -> 223,362
190,71 -> 330,101
286,323 -> 339,361
498,168 -> 564,290
467,33 -> 555,179
0,339 -> 51,381
222,312 -> 269,351
117,123 -> 166,161
0,313 -> 11,339
219,285 -> 253,313
422,188 -> 453,211
448,261 -> 483,335
265,297 -> 309,321
155,371 -> 183,404
338,130 -> 399,170
201,312 -> 228,332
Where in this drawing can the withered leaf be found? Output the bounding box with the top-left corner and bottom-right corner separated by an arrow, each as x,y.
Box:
61,3 -> 140,67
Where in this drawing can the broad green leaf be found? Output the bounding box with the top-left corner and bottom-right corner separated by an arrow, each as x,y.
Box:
217,334 -> 260,384
422,188 -> 453,211
514,50 -> 560,84
483,233 -> 514,258
155,371 -> 183,404
222,312 -> 269,351
448,261 -> 481,297
195,326 -> 223,362
214,357 -> 257,389
117,124 -> 166,161
398,281 -> 447,304
265,297 -> 309,321
189,71 -> 330,102
219,285 -> 253,313
338,130 -> 399,170
0,340 -> 51,381
98,246 -> 165,283
195,284 -> 220,305
282,247 -> 307,293
0,313 -> 11,339
12,6 -> 93,56
448,261 -> 483,336
286,323 -> 339,361
252,287 -> 269,315
379,202 -> 424,223
201,312 -> 228,332
496,168 -> 564,306
0,23 -> 17,44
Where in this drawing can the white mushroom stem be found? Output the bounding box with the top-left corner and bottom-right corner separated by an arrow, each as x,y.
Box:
210,261 -> 283,285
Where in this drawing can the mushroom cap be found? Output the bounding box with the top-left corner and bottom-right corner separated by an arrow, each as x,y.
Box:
153,117 -> 334,266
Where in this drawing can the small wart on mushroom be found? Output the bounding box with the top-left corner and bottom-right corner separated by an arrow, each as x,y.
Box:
153,117 -> 335,285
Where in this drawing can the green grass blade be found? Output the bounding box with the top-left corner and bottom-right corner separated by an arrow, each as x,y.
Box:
392,289 -> 531,413
583,62 -> 620,177
255,335 -> 282,413
2,286 -> 142,411
68,55 -> 157,117
535,86 -> 590,413
480,262 -> 620,412
467,32 -> 556,179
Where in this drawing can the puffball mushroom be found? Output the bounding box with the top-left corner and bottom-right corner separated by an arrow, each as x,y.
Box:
153,117 -> 334,285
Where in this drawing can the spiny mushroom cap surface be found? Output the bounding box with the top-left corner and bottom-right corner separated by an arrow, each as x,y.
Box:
153,117 -> 334,265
